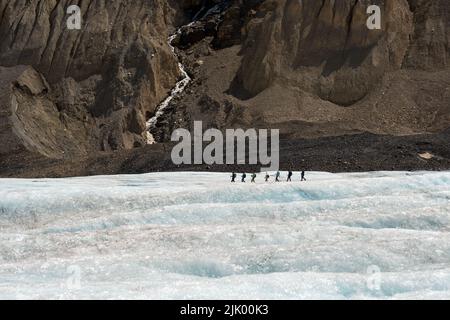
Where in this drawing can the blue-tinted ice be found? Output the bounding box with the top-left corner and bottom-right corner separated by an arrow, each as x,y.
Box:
0,171 -> 450,299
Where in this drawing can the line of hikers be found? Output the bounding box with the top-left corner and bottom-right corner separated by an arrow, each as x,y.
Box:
230,171 -> 306,183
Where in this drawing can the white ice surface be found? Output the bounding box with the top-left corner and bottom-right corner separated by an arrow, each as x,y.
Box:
0,171 -> 450,299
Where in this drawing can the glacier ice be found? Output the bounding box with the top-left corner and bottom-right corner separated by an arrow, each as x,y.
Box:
0,171 -> 450,299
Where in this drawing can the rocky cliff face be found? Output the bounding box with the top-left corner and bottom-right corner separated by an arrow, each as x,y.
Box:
233,0 -> 449,102
0,0 -> 449,163
236,0 -> 414,104
0,65 -> 89,158
0,0 -> 186,158
156,0 -> 450,141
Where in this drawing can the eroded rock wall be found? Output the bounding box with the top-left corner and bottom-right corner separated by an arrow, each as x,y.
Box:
0,0 -> 183,157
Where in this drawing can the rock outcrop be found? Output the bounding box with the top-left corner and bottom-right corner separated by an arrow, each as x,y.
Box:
156,0 -> 450,141
235,0 -> 413,104
0,0 -> 185,157
0,65 -> 75,158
